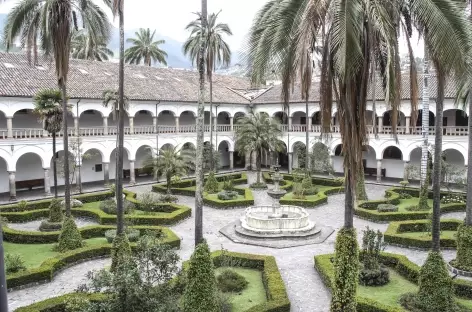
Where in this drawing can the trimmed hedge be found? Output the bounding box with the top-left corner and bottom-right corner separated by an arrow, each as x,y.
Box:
355,187 -> 466,222
279,186 -> 343,208
15,293 -> 106,312
384,219 -> 461,249
203,188 -> 255,209
6,226 -> 180,290
315,251 -> 472,306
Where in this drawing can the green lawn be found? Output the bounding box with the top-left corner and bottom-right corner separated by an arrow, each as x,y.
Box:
359,269 -> 472,310
4,237 -> 108,269
215,267 -> 267,311
398,231 -> 457,240
396,198 -> 433,212
82,201 -> 170,217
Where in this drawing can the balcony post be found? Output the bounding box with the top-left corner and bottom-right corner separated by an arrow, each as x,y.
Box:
153,116 -> 158,133
405,117 -> 410,134
7,117 -> 13,138
288,117 -> 292,131
175,116 -> 179,133
103,117 -> 108,135
230,117 -> 234,131
74,117 -> 79,136
308,115 -> 312,132
378,117 -> 383,134
129,117 -> 134,134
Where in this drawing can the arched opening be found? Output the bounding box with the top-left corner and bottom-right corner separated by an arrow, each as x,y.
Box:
182,142 -> 196,151
292,142 -> 307,169
13,109 -> 42,129
179,111 -> 196,133
362,145 -> 377,170
233,144 -> 246,169
160,143 -> 175,152
382,110 -> 406,127
16,153 -> 44,191
0,110 -> 7,132
81,148 -> 103,183
135,145 -> 153,180
110,148 -> 130,181
312,112 -> 321,125
134,110 -> 153,127
416,110 -> 435,127
50,150 -> 77,187
0,156 -> 8,193
382,146 -> 403,179
234,112 -> 246,124
442,149 -> 466,184
443,149 -> 465,167
443,109 -> 468,127
108,110 -> 129,128
273,111 -> 288,124
157,110 -> 175,126
365,110 -> 378,126
292,111 -> 307,125
217,112 -> 231,125
218,140 -> 230,169
277,142 -> 289,169
79,110 -> 103,128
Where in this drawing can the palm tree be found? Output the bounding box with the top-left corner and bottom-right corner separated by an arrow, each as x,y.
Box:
247,0 -> 470,310
194,0 -> 207,247
71,30 -> 114,61
125,28 -> 167,66
144,146 -> 194,194
183,11 -> 232,171
3,0 -> 111,66
235,112 -> 284,184
33,89 -> 67,198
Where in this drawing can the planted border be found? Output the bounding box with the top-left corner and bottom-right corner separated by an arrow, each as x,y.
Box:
203,188 -> 255,209
355,187 -> 466,222
6,226 -> 180,290
384,219 -> 461,249
315,252 -> 472,311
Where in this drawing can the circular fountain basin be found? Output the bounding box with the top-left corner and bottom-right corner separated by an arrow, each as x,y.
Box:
239,205 -> 317,235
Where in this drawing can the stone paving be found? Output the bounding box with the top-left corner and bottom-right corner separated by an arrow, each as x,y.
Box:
6,172 -> 466,312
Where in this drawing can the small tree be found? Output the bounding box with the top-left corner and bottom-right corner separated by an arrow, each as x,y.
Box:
310,142 -> 334,175
203,143 -> 220,172
359,227 -> 389,286
294,142 -> 307,169
182,241 -> 218,312
204,171 -> 220,193
57,217 -> 83,252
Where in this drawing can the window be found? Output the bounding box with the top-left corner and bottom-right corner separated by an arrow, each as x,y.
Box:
95,164 -> 103,172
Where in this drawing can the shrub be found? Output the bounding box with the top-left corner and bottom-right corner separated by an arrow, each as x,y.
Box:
292,182 -> 305,199
5,253 -> 26,274
441,194 -> 466,204
249,182 -> 268,189
157,194 -> 178,203
48,198 -> 63,223
204,171 -> 220,194
57,217 -> 84,252
110,232 -> 132,271
17,200 -> 28,211
216,269 -> 249,292
455,224 -> 472,272
99,199 -> 134,215
182,241 -> 219,312
359,267 -> 389,286
330,228 -> 359,312
222,177 -> 234,191
217,190 -> 239,201
359,227 -> 389,286
39,220 -> 63,232
377,204 -> 398,213
105,228 -> 140,243
139,192 -> 159,211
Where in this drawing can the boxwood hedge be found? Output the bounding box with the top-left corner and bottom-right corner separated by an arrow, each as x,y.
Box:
384,219 -> 461,249
315,251 -> 472,310
203,188 -> 255,209
6,226 -> 180,290
15,293 -> 106,312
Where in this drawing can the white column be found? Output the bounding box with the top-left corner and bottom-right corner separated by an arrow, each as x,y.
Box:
377,159 -> 382,182
288,152 -> 293,173
44,168 -> 51,195
103,117 -> 108,135
74,117 -> 79,136
378,117 -> 383,133
308,116 -> 312,132
9,171 -> 16,201
403,161 -> 410,180
230,117 -> 234,131
153,116 -> 158,133
213,117 -> 217,132
288,117 -> 293,131
229,151 -> 234,170
175,116 -> 180,133
103,162 -> 110,185
129,161 -> 136,185
7,117 -> 13,138
129,117 -> 134,134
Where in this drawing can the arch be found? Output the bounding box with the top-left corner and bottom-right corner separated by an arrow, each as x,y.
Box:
0,155 -> 8,193
160,143 -> 175,151
107,110 -> 129,127
0,149 -> 13,172
13,108 -> 42,129
82,144 -> 106,161
204,111 -> 212,125
382,110 -> 406,127
277,141 -> 289,168
292,141 -> 307,169
234,111 -> 246,120
273,111 -> 288,124
291,111 -> 307,125
16,152 -> 44,187
81,148 -> 104,183
442,144 -> 467,165
79,109 -> 103,127
13,146 -> 48,169
179,110 -> 196,126
312,111 -> 322,125
110,147 -> 131,180
382,146 -> 403,160
109,146 -> 132,163
443,149 -> 466,166
157,110 -> 175,126
443,109 -> 468,127
408,146 -> 423,165
217,138 -> 234,152
134,110 -> 154,126
334,144 -> 343,156
290,140 -> 306,153
0,110 -> 7,130
182,142 -> 196,151
416,110 -> 435,127
135,145 -> 153,168
218,140 -> 231,169
365,110 -> 378,126
217,111 -> 231,124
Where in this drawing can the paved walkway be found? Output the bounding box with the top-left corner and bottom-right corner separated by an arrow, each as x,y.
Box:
6,172 -> 465,312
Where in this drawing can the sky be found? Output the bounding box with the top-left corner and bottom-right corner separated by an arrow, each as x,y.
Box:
0,0 -> 424,56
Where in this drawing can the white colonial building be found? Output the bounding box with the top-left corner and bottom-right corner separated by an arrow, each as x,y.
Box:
0,52 -> 467,200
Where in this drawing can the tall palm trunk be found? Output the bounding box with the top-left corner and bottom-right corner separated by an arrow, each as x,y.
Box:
209,71 -> 214,171
52,132 -> 58,197
195,0 -> 207,246
344,169 -> 354,228
61,82 -> 71,216
116,5 -> 125,235
420,49 -> 430,186
432,70 -> 445,252
305,97 -> 310,171
466,91 -> 472,226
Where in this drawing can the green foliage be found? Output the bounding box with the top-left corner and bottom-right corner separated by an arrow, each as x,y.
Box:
48,198 -> 63,223
330,228 -> 359,312
17,200 -> 28,211
125,28 -> 168,66
222,176 -> 234,191
57,217 -> 84,252
110,233 -> 132,271
414,252 -> 456,312
5,253 -> 26,274
204,171 -> 220,194
301,176 -> 317,195
441,194 -> 466,204
217,269 -> 249,293
157,194 -> 178,203
418,159 -> 431,211
292,182 -> 305,199
203,144 -> 221,172
377,204 -> 399,212
138,192 -> 159,211
105,229 -> 140,244
360,227 -> 389,286
455,224 -> 472,271
310,142 -> 334,174
217,190 -> 239,201
99,199 -> 134,215
33,89 -> 64,134
294,142 -> 307,168
39,220 -> 63,232
204,188 -> 255,209
182,241 -> 219,312
249,182 -> 268,189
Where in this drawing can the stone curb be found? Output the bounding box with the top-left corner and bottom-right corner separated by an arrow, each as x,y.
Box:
447,262 -> 472,277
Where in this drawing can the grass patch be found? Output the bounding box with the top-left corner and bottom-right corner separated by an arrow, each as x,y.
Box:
4,237 -> 107,269
215,267 -> 267,311
399,231 -> 457,240
396,198 -> 433,212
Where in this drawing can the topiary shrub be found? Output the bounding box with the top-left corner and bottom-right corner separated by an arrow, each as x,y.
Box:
249,182 -> 268,189
216,269 -> 249,293
222,177 -> 234,191
330,228 -> 359,312
182,241 -> 219,312
57,217 -> 84,252
99,199 -> 134,215
454,224 -> 472,272
48,198 -> 63,223
39,220 -> 63,232
105,228 -> 140,243
413,251 -> 456,312
399,181 -> 413,199
110,232 -> 132,271
204,171 -> 220,194
217,190 -> 239,201
359,227 -> 389,286
5,253 -> 26,274
377,204 -> 398,213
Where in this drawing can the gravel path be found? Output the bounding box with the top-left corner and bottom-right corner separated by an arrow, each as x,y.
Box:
7,218 -> 99,232
6,172 -> 466,312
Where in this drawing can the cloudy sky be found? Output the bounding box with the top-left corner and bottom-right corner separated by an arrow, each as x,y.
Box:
0,0 -> 424,55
